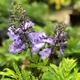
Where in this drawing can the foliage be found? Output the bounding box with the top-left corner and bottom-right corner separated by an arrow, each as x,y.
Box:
0,0 -> 11,30
0,62 -> 38,80
0,0 -> 80,80
42,58 -> 80,80
64,27 -> 80,55
0,58 -> 80,80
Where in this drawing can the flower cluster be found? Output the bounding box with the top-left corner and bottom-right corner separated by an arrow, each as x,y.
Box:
7,20 -> 34,53
26,31 -> 54,54
7,19 -> 67,59
53,23 -> 67,54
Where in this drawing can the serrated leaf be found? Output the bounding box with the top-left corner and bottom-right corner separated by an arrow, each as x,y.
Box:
0,68 -> 16,79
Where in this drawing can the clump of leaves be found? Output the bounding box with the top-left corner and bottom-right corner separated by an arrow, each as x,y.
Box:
0,58 -> 79,80
42,58 -> 80,80
0,62 -> 38,80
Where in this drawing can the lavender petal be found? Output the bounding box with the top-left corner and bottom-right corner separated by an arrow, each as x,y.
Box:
39,48 -> 51,60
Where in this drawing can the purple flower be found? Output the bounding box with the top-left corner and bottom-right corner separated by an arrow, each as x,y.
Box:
60,32 -> 66,37
20,20 -> 34,31
16,28 -> 23,34
26,32 -> 54,45
7,25 -> 15,36
59,45 -> 64,55
26,32 -> 47,44
42,37 -> 54,45
7,25 -> 21,41
26,32 -> 47,53
39,48 -> 51,59
7,32 -> 20,41
7,25 -> 26,53
53,24 -> 67,55
8,25 -> 15,33
26,32 -> 55,54
9,41 -> 25,54
31,43 -> 45,54
59,41 -> 67,54
24,20 -> 34,29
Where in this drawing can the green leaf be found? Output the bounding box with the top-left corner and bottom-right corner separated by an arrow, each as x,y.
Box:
13,62 -> 23,80
0,68 -> 16,79
42,58 -> 78,80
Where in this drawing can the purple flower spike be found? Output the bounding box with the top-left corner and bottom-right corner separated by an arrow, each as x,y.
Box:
7,24 -> 26,54
39,48 -> 51,60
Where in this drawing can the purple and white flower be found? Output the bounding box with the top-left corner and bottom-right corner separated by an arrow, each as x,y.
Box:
31,43 -> 45,54
24,20 -> 34,29
26,31 -> 55,54
7,25 -> 26,53
26,32 -> 47,44
42,37 -> 54,45
20,20 -> 34,31
39,48 -> 51,59
26,32 -> 46,53
7,25 -> 20,41
9,41 -> 25,54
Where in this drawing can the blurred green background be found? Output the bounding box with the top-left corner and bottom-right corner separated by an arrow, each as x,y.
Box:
0,0 -> 80,79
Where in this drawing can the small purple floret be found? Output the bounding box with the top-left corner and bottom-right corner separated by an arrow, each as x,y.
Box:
9,41 -> 25,54
42,37 -> 54,45
7,25 -> 21,41
39,48 -> 51,59
31,43 -> 45,54
21,20 -> 34,31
